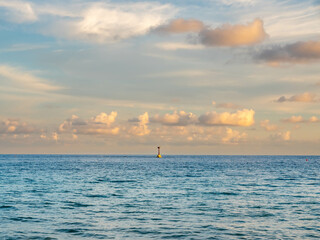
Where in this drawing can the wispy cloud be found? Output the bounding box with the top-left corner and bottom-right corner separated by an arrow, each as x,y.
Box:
0,0 -> 37,23
0,65 -> 62,92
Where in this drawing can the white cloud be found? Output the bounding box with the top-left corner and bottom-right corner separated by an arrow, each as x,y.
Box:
0,1 -> 176,43
44,2 -> 176,43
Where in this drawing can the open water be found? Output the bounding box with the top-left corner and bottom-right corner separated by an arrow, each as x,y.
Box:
0,155 -> 319,239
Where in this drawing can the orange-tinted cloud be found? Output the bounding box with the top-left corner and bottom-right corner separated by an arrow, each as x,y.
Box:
155,18 -> 205,33
271,131 -> 291,141
0,118 -> 36,134
151,110 -> 198,126
260,120 -> 278,131
255,41 -> 320,66
276,92 -> 318,103
282,115 -> 320,123
199,19 -> 267,47
59,112 -> 119,136
128,112 -> 150,136
199,109 -> 255,126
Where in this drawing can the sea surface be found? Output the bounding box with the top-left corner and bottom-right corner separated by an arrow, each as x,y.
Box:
0,155 -> 319,239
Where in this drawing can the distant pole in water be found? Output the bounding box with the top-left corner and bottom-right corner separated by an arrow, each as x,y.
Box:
157,146 -> 162,158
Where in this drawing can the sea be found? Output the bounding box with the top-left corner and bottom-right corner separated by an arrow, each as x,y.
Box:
0,155 -> 319,239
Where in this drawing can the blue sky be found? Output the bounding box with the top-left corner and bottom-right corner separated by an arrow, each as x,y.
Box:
0,0 -> 320,154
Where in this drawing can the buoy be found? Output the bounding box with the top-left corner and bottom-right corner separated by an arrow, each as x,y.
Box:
306,158 -> 308,162
157,146 -> 162,158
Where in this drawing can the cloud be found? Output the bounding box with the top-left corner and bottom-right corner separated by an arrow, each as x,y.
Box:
155,18 -> 205,33
0,65 -> 62,92
255,41 -> 320,66
199,109 -> 255,126
150,125 -> 247,145
0,118 -> 36,134
222,127 -> 247,144
199,19 -> 268,47
151,111 -> 198,126
47,2 -> 176,43
271,131 -> 291,141
282,115 -> 320,123
276,92 -> 318,103
260,120 -> 278,131
128,112 -> 150,136
155,42 -> 205,50
59,112 -> 119,136
0,1 -> 176,43
0,0 -> 37,23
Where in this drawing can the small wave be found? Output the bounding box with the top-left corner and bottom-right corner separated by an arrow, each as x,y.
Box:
0,205 -> 15,209
205,191 -> 239,196
9,216 -> 41,222
55,228 -> 87,234
109,180 -> 137,183
85,194 -> 109,198
63,201 -> 92,208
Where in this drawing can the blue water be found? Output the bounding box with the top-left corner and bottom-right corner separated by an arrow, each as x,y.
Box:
1,155 -> 319,239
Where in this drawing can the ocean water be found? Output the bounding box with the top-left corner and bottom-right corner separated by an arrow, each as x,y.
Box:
0,155 -> 319,239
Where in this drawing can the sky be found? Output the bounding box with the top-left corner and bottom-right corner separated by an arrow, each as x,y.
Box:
0,0 -> 320,154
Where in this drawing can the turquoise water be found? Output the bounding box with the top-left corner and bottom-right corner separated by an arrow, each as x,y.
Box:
1,155 -> 319,239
